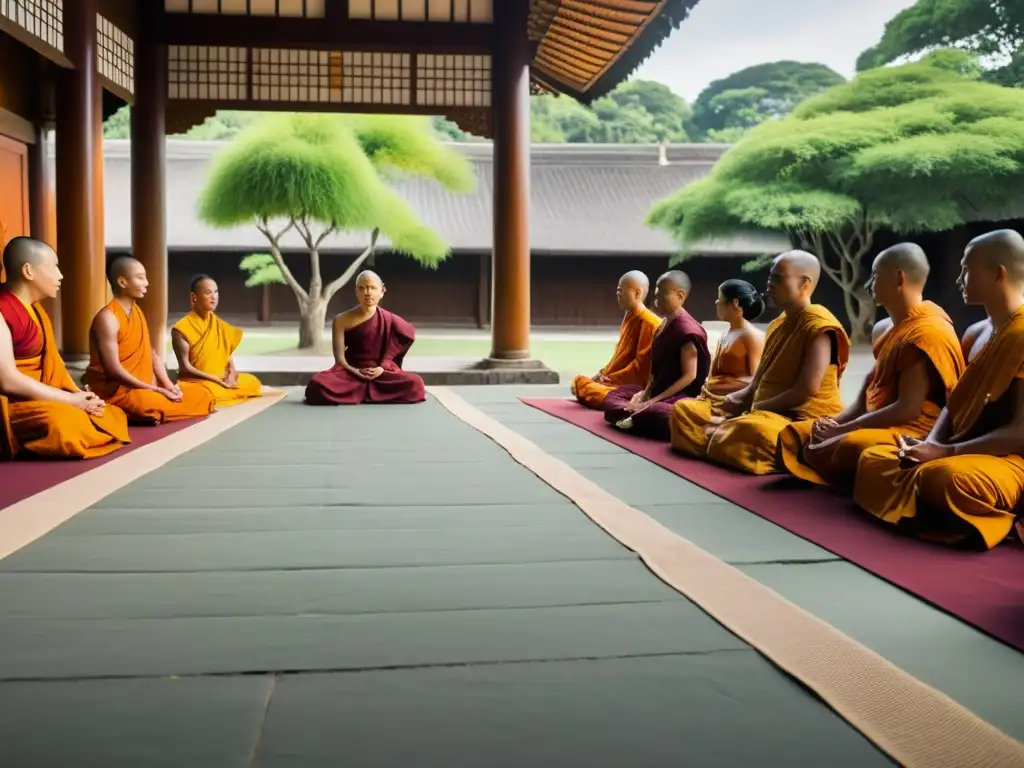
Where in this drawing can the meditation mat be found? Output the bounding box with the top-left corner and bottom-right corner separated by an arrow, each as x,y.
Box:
521,397 -> 1024,654
0,419 -> 204,510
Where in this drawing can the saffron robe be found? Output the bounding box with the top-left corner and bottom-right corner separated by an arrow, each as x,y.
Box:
671,304 -> 850,475
172,311 -> 262,408
657,329 -> 759,455
85,300 -> 215,424
0,289 -> 129,460
305,307 -> 426,405
572,306 -> 661,408
853,306 -> 1024,550
779,302 -> 965,488
603,310 -> 711,440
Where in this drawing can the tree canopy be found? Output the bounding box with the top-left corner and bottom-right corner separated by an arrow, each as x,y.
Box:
198,113 -> 452,262
646,52 -> 1024,338
686,61 -> 846,140
857,0 -> 1024,86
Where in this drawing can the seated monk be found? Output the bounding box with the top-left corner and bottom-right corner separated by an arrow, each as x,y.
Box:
671,250 -> 850,475
171,275 -> 262,408
571,270 -> 661,409
85,256 -> 215,424
305,270 -> 426,405
0,237 -> 130,459
853,229 -> 1024,550
663,279 -> 766,446
778,244 -> 965,489
602,270 -> 711,440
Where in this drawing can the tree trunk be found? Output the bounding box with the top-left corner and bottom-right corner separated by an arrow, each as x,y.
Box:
298,297 -> 329,351
843,286 -> 874,344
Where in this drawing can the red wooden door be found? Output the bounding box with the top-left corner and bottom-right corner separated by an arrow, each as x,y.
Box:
0,134 -> 30,282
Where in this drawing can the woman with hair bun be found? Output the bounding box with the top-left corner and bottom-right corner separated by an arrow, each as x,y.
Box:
668,279 -> 766,448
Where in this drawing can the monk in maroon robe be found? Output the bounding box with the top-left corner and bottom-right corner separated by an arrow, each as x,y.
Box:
603,271 -> 711,440
304,271 -> 426,406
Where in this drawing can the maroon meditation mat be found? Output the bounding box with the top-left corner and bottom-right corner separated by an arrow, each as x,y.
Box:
521,397 -> 1024,654
0,418 -> 203,510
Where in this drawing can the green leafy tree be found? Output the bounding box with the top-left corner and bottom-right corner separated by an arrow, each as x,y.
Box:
647,52 -> 1024,342
198,113 -> 474,349
687,61 -> 846,140
857,0 -> 1024,85
239,253 -> 285,288
530,79 -> 690,143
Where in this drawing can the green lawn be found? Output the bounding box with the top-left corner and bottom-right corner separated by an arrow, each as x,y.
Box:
195,332 -> 614,373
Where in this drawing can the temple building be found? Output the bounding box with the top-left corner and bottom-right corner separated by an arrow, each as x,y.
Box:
0,0 -> 702,367
102,139 -> 789,328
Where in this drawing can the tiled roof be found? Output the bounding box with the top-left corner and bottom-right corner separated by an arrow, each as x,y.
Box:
102,139 -> 790,257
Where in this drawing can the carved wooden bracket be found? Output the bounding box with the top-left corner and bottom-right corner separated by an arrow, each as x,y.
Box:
442,107 -> 493,139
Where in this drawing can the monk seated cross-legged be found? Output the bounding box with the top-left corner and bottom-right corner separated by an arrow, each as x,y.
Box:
671,250 -> 850,475
85,256 -> 215,424
664,279 -> 766,445
778,244 -> 965,489
305,270 -> 426,406
571,270 -> 661,409
854,230 -> 1024,550
171,275 -> 262,408
603,270 -> 711,441
0,237 -> 130,459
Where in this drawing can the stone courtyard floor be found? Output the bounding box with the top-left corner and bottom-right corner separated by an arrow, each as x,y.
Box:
0,386 -> 1020,766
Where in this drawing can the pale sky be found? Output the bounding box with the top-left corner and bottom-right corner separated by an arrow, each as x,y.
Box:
632,0 -> 918,100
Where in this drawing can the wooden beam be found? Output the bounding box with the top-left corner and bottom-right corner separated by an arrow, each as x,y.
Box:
0,109 -> 35,144
154,14 -> 492,52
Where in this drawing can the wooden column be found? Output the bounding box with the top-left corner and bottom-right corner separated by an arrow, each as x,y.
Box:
489,0 -> 532,360
55,0 -> 102,358
131,39 -> 169,354
29,123 -> 60,341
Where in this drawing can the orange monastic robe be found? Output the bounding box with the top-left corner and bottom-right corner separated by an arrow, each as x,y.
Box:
670,304 -> 850,475
853,306 -> 1024,550
85,300 -> 215,424
571,306 -> 661,408
0,290 -> 129,459
778,301 -> 965,488
172,311 -> 262,408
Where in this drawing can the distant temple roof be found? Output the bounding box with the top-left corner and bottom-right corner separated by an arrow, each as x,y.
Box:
102,140 -> 791,257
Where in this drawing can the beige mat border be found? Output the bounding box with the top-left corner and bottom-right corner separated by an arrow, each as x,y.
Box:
430,386 -> 1024,768
0,389 -> 288,561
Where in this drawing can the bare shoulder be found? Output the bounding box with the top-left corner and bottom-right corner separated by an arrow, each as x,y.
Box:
332,307 -> 367,331
871,318 -> 894,344
740,324 -> 765,346
92,307 -> 117,334
962,318 -> 990,343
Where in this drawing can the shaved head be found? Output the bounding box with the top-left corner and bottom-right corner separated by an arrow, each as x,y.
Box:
620,270 -> 649,293
766,250 -> 820,310
965,229 -> 1024,284
108,255 -> 143,288
2,236 -> 62,300
616,270 -> 650,311
874,243 -> 930,286
658,270 -> 691,294
2,236 -> 50,283
775,250 -> 821,287
653,270 -> 691,315
356,269 -> 382,288
355,269 -> 385,310
107,255 -> 148,300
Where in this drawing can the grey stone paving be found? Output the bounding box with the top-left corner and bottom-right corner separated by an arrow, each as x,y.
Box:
0,391 -> 893,767
454,383 -> 1024,741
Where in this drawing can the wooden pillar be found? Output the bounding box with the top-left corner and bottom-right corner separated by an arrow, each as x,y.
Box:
55,0 -> 102,358
29,123 -> 60,341
131,39 -> 169,354
489,0 -> 531,360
